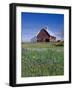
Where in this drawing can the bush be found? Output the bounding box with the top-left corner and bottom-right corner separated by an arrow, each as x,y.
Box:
54,41 -> 64,46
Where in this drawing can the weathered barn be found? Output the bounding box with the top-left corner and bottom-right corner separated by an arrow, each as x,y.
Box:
37,28 -> 50,42
31,28 -> 56,42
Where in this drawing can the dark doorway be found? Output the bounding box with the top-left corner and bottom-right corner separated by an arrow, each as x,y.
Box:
45,39 -> 50,42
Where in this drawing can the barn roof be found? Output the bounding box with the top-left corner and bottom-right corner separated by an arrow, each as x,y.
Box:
36,28 -> 50,37
50,35 -> 56,38
40,28 -> 50,36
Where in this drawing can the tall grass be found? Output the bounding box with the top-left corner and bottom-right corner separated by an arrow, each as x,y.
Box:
21,42 -> 64,77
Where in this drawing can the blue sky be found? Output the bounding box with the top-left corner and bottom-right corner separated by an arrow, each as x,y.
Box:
21,12 -> 64,42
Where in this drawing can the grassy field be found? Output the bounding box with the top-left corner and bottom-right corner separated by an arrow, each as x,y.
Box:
21,42 -> 64,77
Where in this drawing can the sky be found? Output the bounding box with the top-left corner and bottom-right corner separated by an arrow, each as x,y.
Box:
21,12 -> 64,42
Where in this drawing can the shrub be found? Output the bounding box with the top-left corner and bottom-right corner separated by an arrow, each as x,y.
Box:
54,41 -> 64,46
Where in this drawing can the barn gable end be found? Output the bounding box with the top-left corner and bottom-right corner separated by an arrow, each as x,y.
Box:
37,28 -> 50,42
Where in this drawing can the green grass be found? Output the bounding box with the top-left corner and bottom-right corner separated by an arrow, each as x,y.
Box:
21,42 -> 64,77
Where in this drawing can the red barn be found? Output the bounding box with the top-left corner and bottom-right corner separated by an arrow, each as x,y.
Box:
37,28 -> 56,42
31,27 -> 56,42
37,28 -> 50,42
